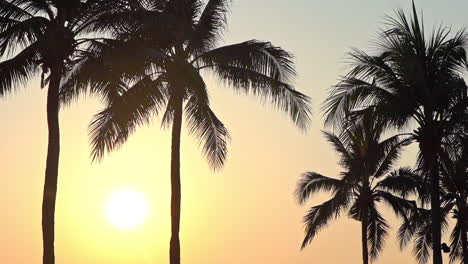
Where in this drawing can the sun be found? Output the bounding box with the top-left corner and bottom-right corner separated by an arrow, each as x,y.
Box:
104,189 -> 149,229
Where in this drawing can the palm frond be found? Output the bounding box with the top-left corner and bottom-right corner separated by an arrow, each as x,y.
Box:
367,205 -> 389,260
397,207 -> 430,250
60,38 -> 153,105
398,205 -> 451,264
89,76 -> 167,161
375,190 -> 415,219
322,76 -> 397,130
373,136 -> 411,178
376,167 -> 422,198
0,0 -> 33,21
321,131 -> 352,169
71,0 -> 127,34
60,54 -> 128,105
185,92 -> 230,170
295,172 -> 342,205
206,64 -> 310,129
345,49 -> 401,88
449,221 -> 463,264
197,40 -> 296,82
0,41 -> 39,96
301,189 -> 350,249
21,0 -> 53,18
187,0 -> 230,54
77,1 -> 167,36
0,16 -> 48,56
413,221 -> 432,264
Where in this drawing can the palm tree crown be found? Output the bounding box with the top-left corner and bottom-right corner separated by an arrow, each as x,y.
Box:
296,116 -> 412,264
0,1 -> 123,264
61,0 -> 311,165
60,1 -> 311,264
0,0 -> 121,92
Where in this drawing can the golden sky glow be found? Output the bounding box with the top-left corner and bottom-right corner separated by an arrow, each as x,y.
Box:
1,1 -> 467,264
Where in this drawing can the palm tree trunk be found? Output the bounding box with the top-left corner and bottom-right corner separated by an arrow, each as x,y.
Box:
361,214 -> 369,264
169,95 -> 183,264
420,122 -> 443,264
429,152 -> 443,264
42,63 -> 62,264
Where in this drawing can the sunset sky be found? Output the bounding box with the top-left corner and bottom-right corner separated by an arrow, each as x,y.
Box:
1,1 -> 468,263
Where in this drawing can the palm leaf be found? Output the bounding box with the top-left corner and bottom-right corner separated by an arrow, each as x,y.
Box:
185,93 -> 230,170
89,76 -> 167,161
0,0 -> 33,21
373,136 -> 411,178
295,172 -> 342,205
321,131 -> 352,169
449,221 -> 463,264
301,189 -> 350,249
196,40 -> 296,83
0,41 -> 40,96
375,190 -> 415,219
367,205 -> 389,260
0,16 -> 48,56
376,167 -> 423,198
187,0 -> 230,54
207,64 -> 310,129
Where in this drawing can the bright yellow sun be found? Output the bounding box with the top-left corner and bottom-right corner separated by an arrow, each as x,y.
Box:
105,189 -> 149,229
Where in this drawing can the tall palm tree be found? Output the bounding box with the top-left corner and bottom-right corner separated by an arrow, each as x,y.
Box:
0,1 -> 122,263
295,116 -> 412,264
323,3 -> 468,263
60,1 -> 312,263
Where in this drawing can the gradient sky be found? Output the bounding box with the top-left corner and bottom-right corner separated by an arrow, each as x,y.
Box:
1,1 -> 468,263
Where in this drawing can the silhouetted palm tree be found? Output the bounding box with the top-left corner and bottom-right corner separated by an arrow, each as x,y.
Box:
296,116 -> 412,264
378,167 -> 439,264
0,1 -> 121,263
439,136 -> 468,264
323,4 -> 468,263
61,1 -> 311,264
383,162 -> 465,264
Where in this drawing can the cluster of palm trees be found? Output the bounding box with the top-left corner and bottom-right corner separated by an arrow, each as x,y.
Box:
1,1 -> 467,264
296,3 -> 468,264
0,1 -> 311,264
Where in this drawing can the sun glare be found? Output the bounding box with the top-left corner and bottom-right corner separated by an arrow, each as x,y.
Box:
105,189 -> 149,229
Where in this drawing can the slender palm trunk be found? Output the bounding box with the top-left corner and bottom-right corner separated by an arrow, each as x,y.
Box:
169,95 -> 183,264
360,177 -> 371,264
361,210 -> 369,264
420,122 -> 443,264
428,151 -> 443,264
42,63 -> 62,264
430,168 -> 443,264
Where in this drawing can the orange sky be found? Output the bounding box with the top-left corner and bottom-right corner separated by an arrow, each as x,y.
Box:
1,1 -> 467,263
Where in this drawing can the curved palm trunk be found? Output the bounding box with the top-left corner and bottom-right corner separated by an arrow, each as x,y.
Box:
361,216 -> 369,264
42,63 -> 63,264
169,95 -> 183,264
